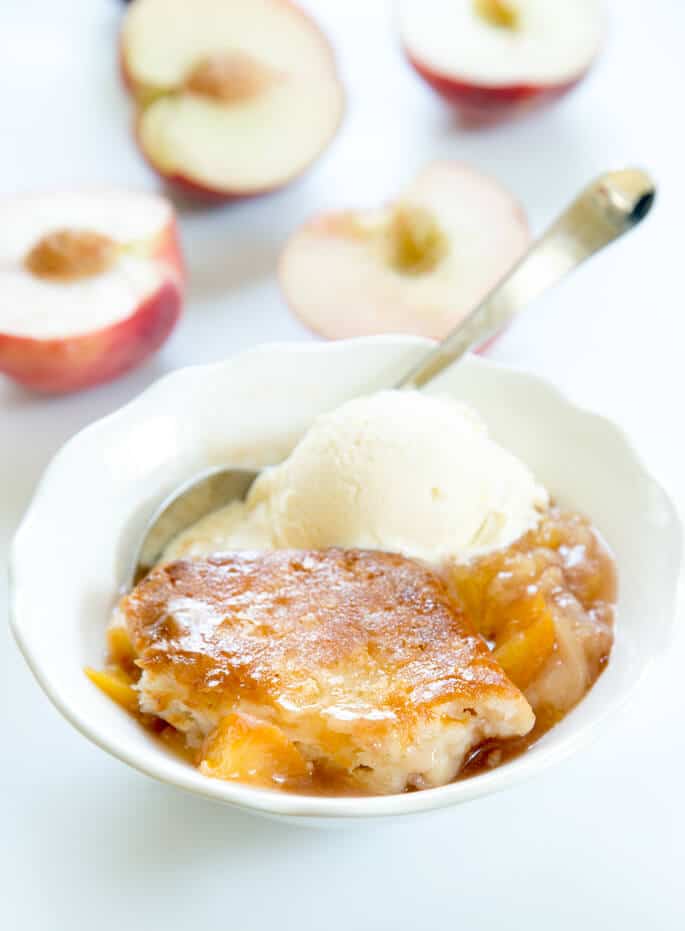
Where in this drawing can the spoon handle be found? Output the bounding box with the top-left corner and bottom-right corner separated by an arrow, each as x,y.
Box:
397,168 -> 655,390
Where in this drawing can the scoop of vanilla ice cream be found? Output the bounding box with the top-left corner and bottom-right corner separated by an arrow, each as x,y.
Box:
164,391 -> 548,564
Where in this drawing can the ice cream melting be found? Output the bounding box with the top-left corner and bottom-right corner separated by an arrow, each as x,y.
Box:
163,390 -> 548,565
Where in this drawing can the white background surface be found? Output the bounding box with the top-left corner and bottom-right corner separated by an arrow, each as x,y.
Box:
1,1 -> 683,928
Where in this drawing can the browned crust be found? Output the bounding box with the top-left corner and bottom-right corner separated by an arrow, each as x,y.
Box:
122,548 -> 525,725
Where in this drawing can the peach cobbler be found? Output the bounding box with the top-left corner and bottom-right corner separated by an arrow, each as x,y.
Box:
87,391 -> 616,796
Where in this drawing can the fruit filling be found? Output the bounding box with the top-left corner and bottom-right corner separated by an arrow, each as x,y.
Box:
24,229 -> 118,282
451,506 -> 615,774
200,713 -> 311,787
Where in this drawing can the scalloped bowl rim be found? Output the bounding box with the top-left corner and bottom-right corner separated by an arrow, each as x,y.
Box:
9,336 -> 682,821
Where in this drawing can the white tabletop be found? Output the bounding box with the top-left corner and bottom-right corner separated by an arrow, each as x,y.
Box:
1,1 -> 684,927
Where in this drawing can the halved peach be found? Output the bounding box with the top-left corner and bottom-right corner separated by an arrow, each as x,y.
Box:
120,0 -> 345,200
0,190 -> 184,394
399,0 -> 604,122
279,162 -> 529,340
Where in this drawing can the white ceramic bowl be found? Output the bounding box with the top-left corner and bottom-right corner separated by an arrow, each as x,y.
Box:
10,337 -> 682,824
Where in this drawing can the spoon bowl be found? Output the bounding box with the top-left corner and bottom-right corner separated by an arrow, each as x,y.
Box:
133,466 -> 258,582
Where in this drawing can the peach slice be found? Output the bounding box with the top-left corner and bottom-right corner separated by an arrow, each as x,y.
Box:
399,0 -> 604,121
199,713 -> 310,788
279,161 -> 529,340
106,625 -> 138,678
120,0 -> 345,200
492,608 -> 557,690
0,190 -> 184,394
85,667 -> 139,713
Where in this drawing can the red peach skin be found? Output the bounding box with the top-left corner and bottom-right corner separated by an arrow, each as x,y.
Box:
0,221 -> 184,394
0,278 -> 182,394
132,107 -> 345,204
407,53 -> 590,123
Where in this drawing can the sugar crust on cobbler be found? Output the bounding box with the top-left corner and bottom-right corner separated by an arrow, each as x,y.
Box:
118,548 -> 535,794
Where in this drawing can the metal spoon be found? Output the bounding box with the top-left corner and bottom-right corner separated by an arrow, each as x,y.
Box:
132,168 -> 655,582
